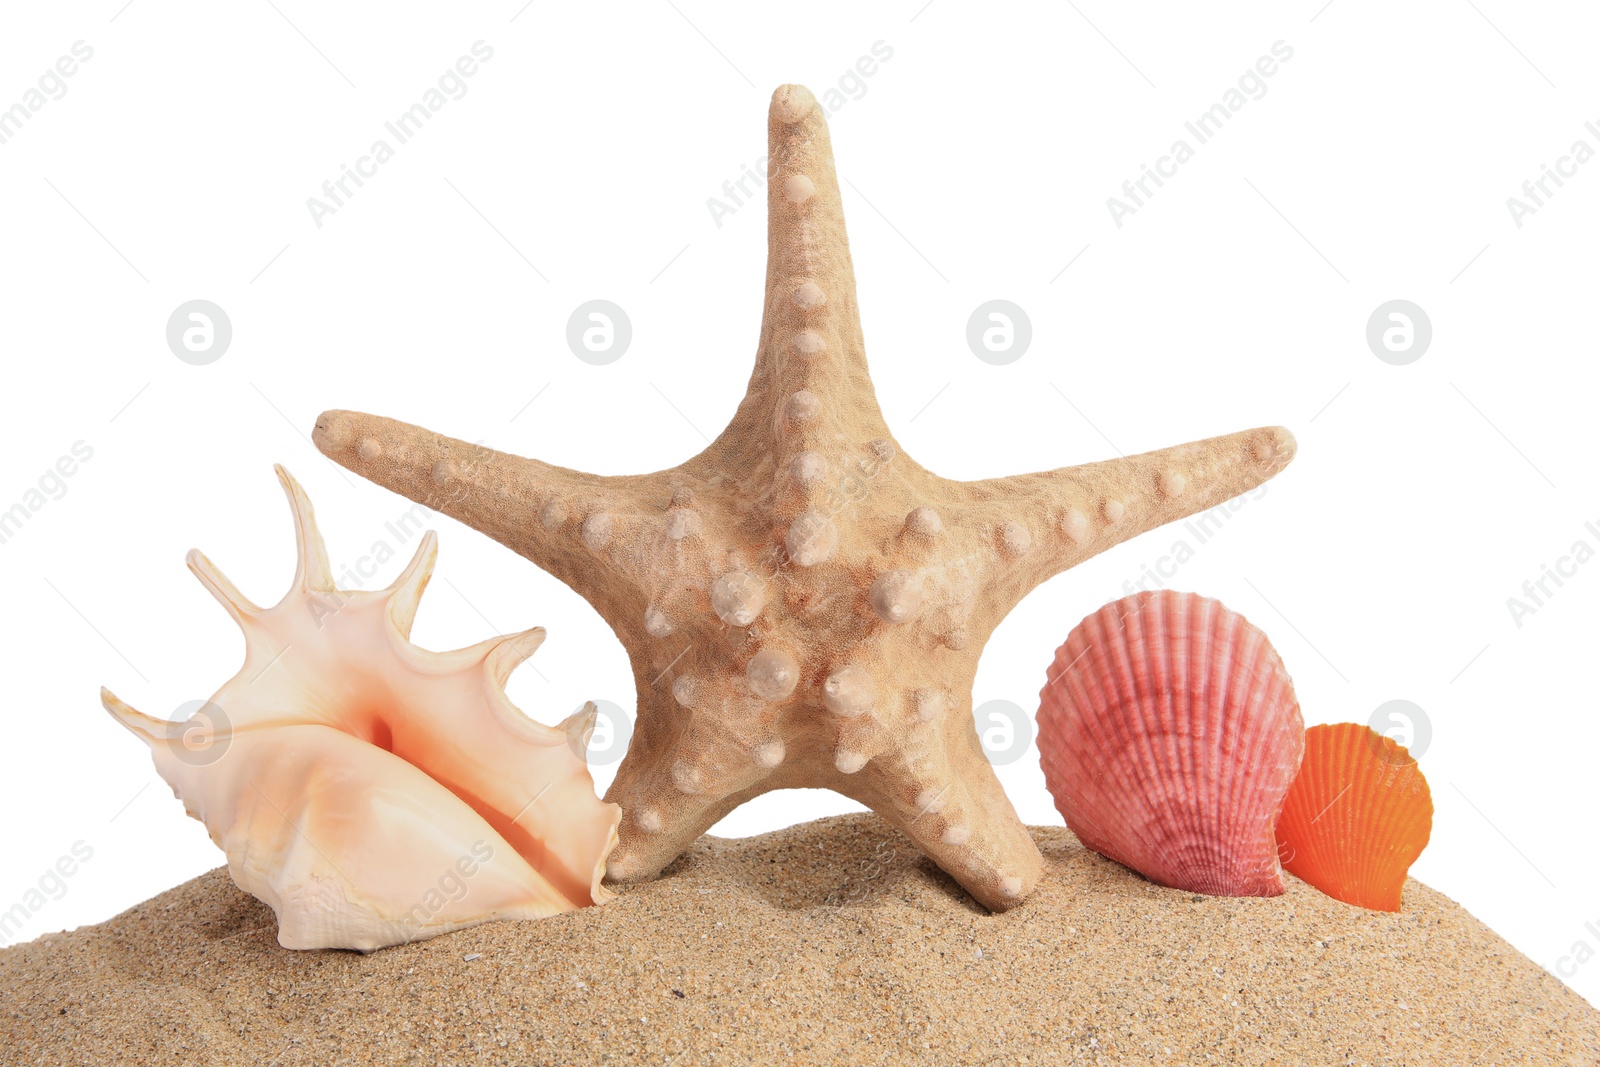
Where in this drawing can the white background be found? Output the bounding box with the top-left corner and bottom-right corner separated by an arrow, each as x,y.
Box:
3,0 -> 1598,1007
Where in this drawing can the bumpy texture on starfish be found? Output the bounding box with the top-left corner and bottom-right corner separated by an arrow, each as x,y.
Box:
312,84 -> 1296,911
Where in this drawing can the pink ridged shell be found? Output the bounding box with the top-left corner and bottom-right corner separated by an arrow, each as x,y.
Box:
1037,590 -> 1305,896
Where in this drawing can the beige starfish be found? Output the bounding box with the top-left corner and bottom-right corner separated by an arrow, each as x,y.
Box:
311,84 -> 1295,911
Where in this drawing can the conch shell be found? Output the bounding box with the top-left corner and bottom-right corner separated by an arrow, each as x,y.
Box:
102,466 -> 622,951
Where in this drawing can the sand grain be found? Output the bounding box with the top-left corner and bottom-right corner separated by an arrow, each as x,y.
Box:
2,814 -> 1595,1065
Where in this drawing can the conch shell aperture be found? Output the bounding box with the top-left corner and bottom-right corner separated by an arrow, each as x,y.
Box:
102,466 -> 621,951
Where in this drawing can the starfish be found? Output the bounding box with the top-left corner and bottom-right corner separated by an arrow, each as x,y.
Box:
311,84 -> 1296,911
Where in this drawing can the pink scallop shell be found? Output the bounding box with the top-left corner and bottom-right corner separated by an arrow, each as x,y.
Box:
1037,590 -> 1304,896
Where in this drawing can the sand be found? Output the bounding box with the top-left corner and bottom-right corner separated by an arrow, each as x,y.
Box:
3,814 -> 1595,1066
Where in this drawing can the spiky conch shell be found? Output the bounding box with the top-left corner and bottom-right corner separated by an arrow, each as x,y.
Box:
1275,723 -> 1433,912
102,466 -> 622,952
1036,590 -> 1305,896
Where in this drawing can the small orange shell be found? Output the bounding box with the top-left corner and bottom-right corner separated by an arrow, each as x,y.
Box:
1037,590 -> 1305,896
1275,723 -> 1433,912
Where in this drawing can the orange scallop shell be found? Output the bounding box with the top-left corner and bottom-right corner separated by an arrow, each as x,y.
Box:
1275,723 -> 1433,911
1037,590 -> 1305,896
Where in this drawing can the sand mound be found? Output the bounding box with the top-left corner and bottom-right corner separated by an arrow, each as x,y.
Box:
2,814 -> 1595,1065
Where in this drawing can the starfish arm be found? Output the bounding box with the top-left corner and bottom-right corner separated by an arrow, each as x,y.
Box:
312,409 -> 669,608
599,661 -> 799,883
601,766 -> 769,887
714,85 -> 893,468
846,743 -> 1045,912
954,424 -> 1296,617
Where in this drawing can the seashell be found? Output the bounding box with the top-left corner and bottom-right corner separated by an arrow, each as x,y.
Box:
102,466 -> 622,951
1274,723 -> 1433,912
1037,590 -> 1305,896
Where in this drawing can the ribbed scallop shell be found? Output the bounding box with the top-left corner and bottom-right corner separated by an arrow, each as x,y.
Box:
1275,723 -> 1433,912
1037,590 -> 1304,896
